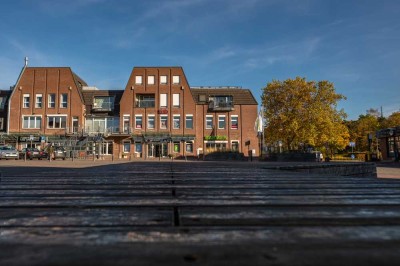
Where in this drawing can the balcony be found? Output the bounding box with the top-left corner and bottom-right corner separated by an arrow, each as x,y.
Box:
136,94 -> 155,108
208,97 -> 234,112
135,100 -> 155,108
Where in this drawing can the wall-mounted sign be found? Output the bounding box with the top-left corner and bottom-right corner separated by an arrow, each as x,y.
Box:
19,136 -> 40,142
158,109 -> 168,114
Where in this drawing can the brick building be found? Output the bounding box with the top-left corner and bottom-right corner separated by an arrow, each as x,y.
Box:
3,64 -> 259,159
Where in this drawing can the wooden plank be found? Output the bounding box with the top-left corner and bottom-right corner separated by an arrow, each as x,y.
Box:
1,161 -> 400,266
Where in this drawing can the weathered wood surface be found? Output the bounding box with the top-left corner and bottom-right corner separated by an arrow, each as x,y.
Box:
1,161 -> 400,265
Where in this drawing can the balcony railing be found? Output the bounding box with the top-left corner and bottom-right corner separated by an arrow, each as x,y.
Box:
208,100 -> 234,111
65,127 -> 135,136
135,100 -> 155,108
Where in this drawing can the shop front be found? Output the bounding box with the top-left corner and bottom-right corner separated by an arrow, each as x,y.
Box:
377,127 -> 400,161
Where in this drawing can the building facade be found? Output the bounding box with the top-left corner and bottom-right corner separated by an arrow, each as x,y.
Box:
377,127 -> 400,161
3,65 -> 259,159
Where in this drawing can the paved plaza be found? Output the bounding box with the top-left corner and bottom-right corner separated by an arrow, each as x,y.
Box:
1,160 -> 400,265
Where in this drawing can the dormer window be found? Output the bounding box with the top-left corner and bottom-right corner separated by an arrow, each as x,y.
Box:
93,96 -> 114,111
0,96 -> 6,110
208,95 -> 234,111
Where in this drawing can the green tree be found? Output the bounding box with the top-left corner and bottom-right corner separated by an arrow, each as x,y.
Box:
381,112 -> 400,128
261,77 -> 349,153
348,114 -> 380,151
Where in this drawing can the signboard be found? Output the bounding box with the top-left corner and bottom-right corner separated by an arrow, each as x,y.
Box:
19,136 -> 40,142
158,109 -> 168,114
349,142 -> 356,147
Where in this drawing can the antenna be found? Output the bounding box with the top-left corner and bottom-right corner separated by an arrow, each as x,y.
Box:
24,57 -> 29,67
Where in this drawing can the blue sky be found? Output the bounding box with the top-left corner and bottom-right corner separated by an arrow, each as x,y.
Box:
0,0 -> 399,120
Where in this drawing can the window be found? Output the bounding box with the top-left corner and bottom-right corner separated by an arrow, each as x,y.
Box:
206,115 -> 213,129
186,142 -> 193,153
206,142 -> 227,153
185,115 -> 193,129
160,94 -> 167,107
173,142 -> 180,152
93,96 -> 114,111
60,93 -> 68,108
35,94 -> 43,108
148,75 -> 155,85
232,141 -> 239,152
0,96 -> 6,110
218,115 -> 226,129
123,115 -> 130,133
147,115 -> 155,129
136,94 -> 155,108
160,75 -> 167,84
123,141 -> 131,153
135,115 -> 143,129
47,116 -> 67,129
23,94 -> 30,108
198,94 -> 206,102
231,115 -> 238,129
160,115 -> 168,129
0,118 -> 4,130
72,117 -> 79,133
173,94 -> 180,107
22,116 -> 41,129
135,75 -> 143,84
48,94 -> 55,108
172,75 -> 180,84
173,115 -> 180,129
135,143 -> 142,153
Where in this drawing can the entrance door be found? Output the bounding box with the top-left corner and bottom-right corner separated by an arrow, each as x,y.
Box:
154,143 -> 168,158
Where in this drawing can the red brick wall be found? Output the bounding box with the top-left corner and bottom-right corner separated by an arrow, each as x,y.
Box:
8,67 -> 85,134
119,67 -> 197,156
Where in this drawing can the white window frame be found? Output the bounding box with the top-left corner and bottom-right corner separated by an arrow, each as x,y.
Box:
35,94 -> 43,108
135,115 -> 143,129
147,115 -> 155,129
23,94 -> 30,108
160,75 -> 167,84
48,94 -> 55,108
185,141 -> 194,153
185,114 -> 193,129
172,75 -> 180,84
135,75 -> 143,85
218,115 -> 226,129
206,115 -> 213,129
123,115 -> 130,133
60,93 -> 68,108
231,115 -> 238,129
22,115 -> 42,129
160,94 -> 167,108
173,94 -> 180,107
231,140 -> 240,152
173,115 -> 180,129
47,115 -> 67,129
160,115 -> 168,129
123,141 -> 131,153
147,75 -> 155,85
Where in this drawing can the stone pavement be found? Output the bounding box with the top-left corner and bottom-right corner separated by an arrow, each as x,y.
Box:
1,161 -> 400,265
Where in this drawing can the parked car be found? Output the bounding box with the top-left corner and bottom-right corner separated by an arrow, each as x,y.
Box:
0,146 -> 19,160
19,148 -> 46,160
52,146 -> 67,160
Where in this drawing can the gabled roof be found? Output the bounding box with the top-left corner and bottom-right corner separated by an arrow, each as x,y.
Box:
190,87 -> 258,105
72,71 -> 88,88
